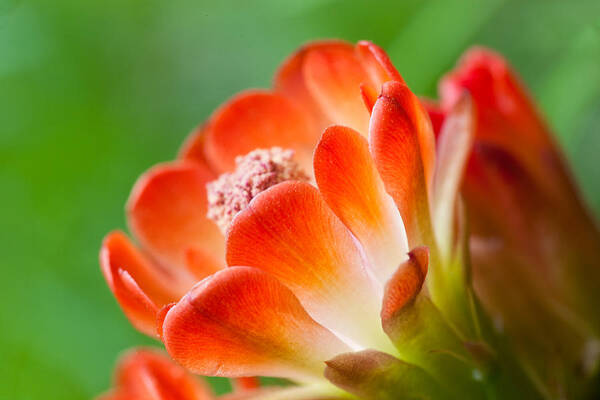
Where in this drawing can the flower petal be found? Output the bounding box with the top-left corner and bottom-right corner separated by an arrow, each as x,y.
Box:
226,181 -> 392,351
324,350 -> 447,400
178,123 -> 214,169
274,40 -> 353,133
202,90 -> 316,172
355,41 -> 404,88
161,267 -> 350,381
100,231 -> 186,336
369,81 -> 435,246
313,125 -> 408,283
127,161 -> 224,275
302,43 -> 372,135
432,94 -> 475,259
439,46 -> 575,205
113,348 -> 214,400
380,247 -> 428,326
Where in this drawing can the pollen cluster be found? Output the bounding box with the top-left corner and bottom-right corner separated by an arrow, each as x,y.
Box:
206,147 -> 309,233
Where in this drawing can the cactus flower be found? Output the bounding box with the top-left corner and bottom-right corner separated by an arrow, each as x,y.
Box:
99,40 -> 600,400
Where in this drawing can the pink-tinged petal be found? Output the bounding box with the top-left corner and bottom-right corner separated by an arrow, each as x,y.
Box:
113,348 -> 214,400
202,90 -> 315,172
369,81 -> 435,246
161,267 -> 350,382
274,40 -> 353,133
432,94 -> 475,258
313,125 -> 408,283
380,247 -> 428,326
127,161 -> 224,274
100,232 -> 185,336
226,181 -> 392,351
303,44 -> 372,135
355,41 -> 404,88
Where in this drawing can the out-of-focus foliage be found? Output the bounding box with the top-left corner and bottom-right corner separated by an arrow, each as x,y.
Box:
0,0 -> 598,398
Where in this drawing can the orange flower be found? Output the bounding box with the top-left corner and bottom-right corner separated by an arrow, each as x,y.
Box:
99,40 -> 405,338
100,40 -> 600,399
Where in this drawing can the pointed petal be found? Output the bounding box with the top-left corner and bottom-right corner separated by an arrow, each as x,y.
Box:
324,350 -> 448,400
369,81 -> 435,246
114,348 -> 214,400
226,181 -> 392,351
302,43 -> 371,134
161,267 -> 350,381
100,232 -> 185,336
127,161 -> 224,273
432,94 -> 475,258
355,41 -> 404,87
313,125 -> 408,283
202,90 -> 315,172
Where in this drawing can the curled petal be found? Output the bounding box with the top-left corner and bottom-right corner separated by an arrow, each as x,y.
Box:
381,247 -> 428,326
226,181 -> 392,351
369,81 -> 435,246
432,94 -> 475,258
314,125 -> 408,283
127,161 -> 224,275
161,267 -> 350,381
202,90 -> 316,172
100,231 -> 185,336
103,348 -> 214,400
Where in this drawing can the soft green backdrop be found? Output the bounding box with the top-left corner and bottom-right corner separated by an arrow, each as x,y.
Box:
1,0 -> 599,399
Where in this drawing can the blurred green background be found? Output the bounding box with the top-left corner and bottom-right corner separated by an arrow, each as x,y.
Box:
1,0 -> 599,398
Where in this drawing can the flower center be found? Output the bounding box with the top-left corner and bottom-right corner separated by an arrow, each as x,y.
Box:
206,147 -> 310,234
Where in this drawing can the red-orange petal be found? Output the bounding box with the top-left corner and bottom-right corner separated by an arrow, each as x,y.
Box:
112,348 -> 214,400
369,81 -> 435,246
274,40 -> 352,133
314,125 -> 408,283
100,231 -> 186,336
178,123 -> 215,170
439,46 -> 575,205
226,181 -> 391,351
421,98 -> 445,137
202,90 -> 316,173
355,41 -> 404,88
302,44 -> 372,135
127,161 -> 224,275
161,267 -> 350,381
432,94 -> 475,258
381,247 -> 429,326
